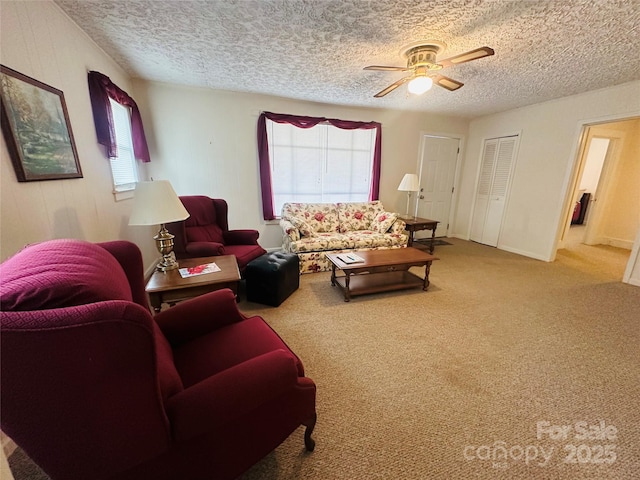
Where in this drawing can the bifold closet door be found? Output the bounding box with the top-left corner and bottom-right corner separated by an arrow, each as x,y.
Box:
470,136 -> 518,247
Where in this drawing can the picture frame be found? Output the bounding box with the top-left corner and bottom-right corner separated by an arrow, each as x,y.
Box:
0,64 -> 82,182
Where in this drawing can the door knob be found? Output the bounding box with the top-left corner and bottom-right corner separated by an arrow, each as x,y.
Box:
419,195 -> 424,199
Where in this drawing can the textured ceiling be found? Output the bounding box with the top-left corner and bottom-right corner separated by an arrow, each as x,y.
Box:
55,0 -> 640,118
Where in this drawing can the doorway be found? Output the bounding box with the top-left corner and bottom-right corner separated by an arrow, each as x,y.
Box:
414,134 -> 461,238
568,135 -> 609,246
558,117 -> 640,280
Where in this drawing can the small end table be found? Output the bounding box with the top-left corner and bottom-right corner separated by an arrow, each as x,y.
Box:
145,255 -> 240,313
400,216 -> 439,254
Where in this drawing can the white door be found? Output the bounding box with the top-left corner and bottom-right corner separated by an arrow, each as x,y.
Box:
471,136 -> 518,246
470,140 -> 497,242
416,135 -> 460,238
583,135 -> 621,246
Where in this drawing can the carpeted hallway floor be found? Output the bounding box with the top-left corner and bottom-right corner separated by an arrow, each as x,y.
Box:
7,238 -> 639,479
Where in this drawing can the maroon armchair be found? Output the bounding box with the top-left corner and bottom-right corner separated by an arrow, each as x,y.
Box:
0,239 -> 316,480
167,196 -> 266,272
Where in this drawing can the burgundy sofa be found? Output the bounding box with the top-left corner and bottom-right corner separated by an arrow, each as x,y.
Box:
0,239 -> 316,480
167,196 -> 266,272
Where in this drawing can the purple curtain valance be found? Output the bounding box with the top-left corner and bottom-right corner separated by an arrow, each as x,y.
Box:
257,111 -> 382,220
88,71 -> 150,163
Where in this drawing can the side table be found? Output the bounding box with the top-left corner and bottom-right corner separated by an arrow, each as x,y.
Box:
400,216 -> 439,254
145,255 -> 240,313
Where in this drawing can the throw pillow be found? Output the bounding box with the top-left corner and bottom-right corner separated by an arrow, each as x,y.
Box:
289,216 -> 315,237
337,201 -> 383,232
372,212 -> 398,233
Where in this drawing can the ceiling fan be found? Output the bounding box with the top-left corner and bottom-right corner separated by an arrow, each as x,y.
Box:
364,41 -> 494,98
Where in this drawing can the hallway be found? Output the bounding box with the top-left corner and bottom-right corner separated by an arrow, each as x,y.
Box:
556,225 -> 631,282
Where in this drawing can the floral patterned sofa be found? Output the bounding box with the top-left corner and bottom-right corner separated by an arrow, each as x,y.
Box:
279,201 -> 408,273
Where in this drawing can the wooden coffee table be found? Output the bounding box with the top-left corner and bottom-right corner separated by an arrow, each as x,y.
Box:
145,255 -> 240,312
326,247 -> 438,302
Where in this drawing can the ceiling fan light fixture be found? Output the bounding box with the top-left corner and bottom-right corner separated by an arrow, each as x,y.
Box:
364,41 -> 493,98
407,76 -> 433,95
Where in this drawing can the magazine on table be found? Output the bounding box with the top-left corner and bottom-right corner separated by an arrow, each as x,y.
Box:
337,253 -> 364,264
179,262 -> 221,278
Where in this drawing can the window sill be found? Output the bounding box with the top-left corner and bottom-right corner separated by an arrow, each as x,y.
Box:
113,189 -> 135,202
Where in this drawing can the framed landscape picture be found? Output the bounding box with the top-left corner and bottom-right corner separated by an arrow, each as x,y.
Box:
0,65 -> 82,181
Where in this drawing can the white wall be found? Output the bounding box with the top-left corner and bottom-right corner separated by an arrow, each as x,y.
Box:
0,1 -> 156,265
131,80 -> 469,250
453,81 -> 640,264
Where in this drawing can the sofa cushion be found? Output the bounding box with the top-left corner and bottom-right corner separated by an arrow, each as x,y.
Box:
347,231 -> 403,249
172,316 -> 304,387
181,196 -> 225,244
371,211 -> 398,233
186,225 -> 225,244
287,230 -> 406,253
287,232 -> 356,253
282,203 -> 340,233
0,239 -> 133,311
337,201 -> 384,233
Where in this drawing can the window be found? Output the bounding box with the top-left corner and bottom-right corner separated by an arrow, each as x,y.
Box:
87,70 -> 150,197
108,98 -> 137,192
268,121 -> 375,215
258,112 -> 381,220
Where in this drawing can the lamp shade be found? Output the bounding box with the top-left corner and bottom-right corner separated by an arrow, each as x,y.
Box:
397,173 -> 420,192
128,180 -> 189,226
407,76 -> 433,95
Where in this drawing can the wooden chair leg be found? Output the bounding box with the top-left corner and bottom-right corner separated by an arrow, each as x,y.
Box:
303,413 -> 317,452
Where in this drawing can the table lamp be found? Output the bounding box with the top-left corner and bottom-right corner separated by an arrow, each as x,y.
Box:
397,173 -> 419,216
129,180 -> 190,272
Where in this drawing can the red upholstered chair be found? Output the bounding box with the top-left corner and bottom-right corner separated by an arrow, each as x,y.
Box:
167,196 -> 266,272
0,239 -> 316,480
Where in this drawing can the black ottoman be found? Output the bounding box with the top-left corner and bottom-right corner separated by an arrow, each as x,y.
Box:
245,252 -> 300,306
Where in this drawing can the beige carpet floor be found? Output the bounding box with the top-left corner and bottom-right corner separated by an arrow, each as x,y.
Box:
237,238 -> 639,480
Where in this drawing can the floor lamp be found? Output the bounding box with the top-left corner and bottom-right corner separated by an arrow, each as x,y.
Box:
397,173 -> 420,217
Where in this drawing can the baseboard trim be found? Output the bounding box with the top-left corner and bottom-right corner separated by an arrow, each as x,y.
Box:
627,277 -> 640,287
498,244 -> 551,262
450,233 -> 469,240
603,237 -> 634,250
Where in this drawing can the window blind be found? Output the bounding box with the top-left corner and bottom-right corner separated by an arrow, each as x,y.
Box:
108,98 -> 137,191
267,120 -> 375,216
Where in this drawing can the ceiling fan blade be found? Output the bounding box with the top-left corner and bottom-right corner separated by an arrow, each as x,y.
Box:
374,76 -> 412,97
438,46 -> 495,68
434,75 -> 464,91
364,65 -> 411,72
